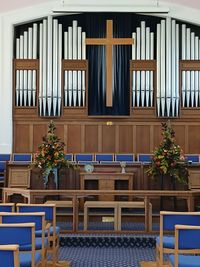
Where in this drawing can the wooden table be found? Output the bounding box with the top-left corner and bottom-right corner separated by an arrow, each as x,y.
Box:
80,172 -> 134,201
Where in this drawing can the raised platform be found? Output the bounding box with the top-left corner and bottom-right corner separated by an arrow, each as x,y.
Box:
140,261 -> 169,267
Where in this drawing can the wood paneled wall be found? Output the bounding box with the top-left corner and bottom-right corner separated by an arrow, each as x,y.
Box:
13,111 -> 200,154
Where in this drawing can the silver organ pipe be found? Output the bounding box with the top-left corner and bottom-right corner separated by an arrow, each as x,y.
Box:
16,38 -> 20,106
68,26 -> 73,107
150,32 -> 154,107
64,31 -> 68,106
58,24 -> 62,116
132,32 -> 136,107
156,18 -> 180,117
132,22 -> 154,108
77,26 -> 82,107
182,24 -> 186,107
72,20 -> 78,107
32,24 -> 37,107
47,16 -> 53,116
19,35 -> 24,107
53,19 -> 58,117
64,20 -> 86,108
195,36 -> 199,107
42,19 -> 47,116
181,25 -> 200,108
39,23 -> 43,116
28,27 -> 33,107
23,31 -> 28,107
156,23 -> 161,117
82,32 -> 86,106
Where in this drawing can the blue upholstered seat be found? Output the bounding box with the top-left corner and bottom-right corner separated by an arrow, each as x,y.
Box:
115,154 -> 135,162
137,154 -> 153,162
0,203 -> 15,212
35,226 -> 60,237
156,236 -> 174,249
20,237 -> 48,251
19,251 -> 41,267
95,154 -> 114,162
74,154 -> 94,162
12,153 -> 32,162
168,224 -> 200,267
64,154 -> 73,161
185,154 -> 200,163
0,154 -> 11,161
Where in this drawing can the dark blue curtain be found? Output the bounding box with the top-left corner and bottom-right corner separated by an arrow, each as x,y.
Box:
86,14 -> 132,116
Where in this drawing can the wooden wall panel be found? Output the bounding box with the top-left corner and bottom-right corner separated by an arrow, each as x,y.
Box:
14,124 -> 30,152
119,125 -> 133,152
33,124 -> 47,152
85,125 -> 98,152
102,125 -> 116,152
153,125 -> 162,150
188,125 -> 200,153
67,125 -> 81,152
136,125 -> 150,153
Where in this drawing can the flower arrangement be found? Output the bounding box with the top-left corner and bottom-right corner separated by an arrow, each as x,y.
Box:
146,121 -> 188,184
33,120 -> 74,176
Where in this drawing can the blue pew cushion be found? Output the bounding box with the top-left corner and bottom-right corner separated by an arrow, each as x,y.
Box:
19,251 -> 41,267
156,236 -> 175,249
35,226 -> 60,237
20,237 -> 48,251
169,254 -> 200,267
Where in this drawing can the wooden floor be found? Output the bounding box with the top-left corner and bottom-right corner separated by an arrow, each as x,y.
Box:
140,262 -> 170,267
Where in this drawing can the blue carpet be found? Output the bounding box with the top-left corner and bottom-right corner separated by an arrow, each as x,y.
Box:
58,246 -> 156,267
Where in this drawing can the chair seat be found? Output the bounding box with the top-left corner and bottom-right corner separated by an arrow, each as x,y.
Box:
35,226 -> 60,237
19,251 -> 41,267
19,237 -> 48,251
156,236 -> 175,249
169,254 -> 200,267
0,176 -> 4,182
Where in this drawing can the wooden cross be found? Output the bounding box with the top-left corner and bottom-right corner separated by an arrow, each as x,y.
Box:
85,20 -> 134,107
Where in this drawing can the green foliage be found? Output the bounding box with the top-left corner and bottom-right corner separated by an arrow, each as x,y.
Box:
146,122 -> 188,184
32,120 -> 75,175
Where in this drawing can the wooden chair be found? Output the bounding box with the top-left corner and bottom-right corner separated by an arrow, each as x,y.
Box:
0,154 -> 11,161
64,154 -> 74,161
169,225 -> 200,267
185,154 -> 200,163
0,223 -> 41,267
0,212 -> 47,267
74,153 -> 94,162
156,211 -> 200,267
16,203 -> 59,265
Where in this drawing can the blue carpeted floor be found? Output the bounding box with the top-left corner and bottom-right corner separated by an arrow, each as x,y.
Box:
58,246 -> 156,267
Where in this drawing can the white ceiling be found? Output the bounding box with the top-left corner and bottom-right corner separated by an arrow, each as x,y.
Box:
0,0 -> 200,13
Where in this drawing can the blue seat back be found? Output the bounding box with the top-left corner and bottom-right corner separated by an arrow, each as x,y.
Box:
0,246 -> 18,267
64,154 -> 73,161
0,154 -> 11,161
1,213 -> 44,231
137,154 -> 153,162
115,154 -> 135,162
185,154 -> 200,163
163,214 -> 200,231
0,224 -> 33,246
75,154 -> 94,162
0,162 -> 6,172
17,205 -> 54,221
12,154 -> 32,162
178,227 -> 200,249
0,204 -> 14,212
95,154 -> 114,162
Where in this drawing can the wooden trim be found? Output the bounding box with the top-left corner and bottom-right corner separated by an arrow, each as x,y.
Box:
180,60 -> 200,71
13,59 -> 39,70
130,60 -> 156,71
62,59 -> 87,70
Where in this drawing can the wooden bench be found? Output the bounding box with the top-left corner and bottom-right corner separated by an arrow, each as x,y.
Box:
84,201 -> 118,230
45,200 -> 73,216
117,201 -> 152,231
